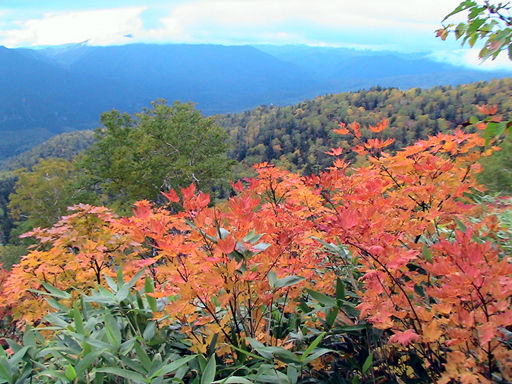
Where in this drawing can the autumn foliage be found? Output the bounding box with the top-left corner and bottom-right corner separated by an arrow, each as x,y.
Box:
1,114 -> 511,383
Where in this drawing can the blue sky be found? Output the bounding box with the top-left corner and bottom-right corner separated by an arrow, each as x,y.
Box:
1,0 -> 511,70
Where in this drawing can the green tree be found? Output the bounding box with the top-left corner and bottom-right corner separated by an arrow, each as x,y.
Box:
78,100 -> 234,212
437,0 -> 512,60
478,137 -> 512,193
8,158 -> 85,229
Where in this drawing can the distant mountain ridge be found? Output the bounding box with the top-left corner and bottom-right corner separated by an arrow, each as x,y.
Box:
0,42 -> 510,160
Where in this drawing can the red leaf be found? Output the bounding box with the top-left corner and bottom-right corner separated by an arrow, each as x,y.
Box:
162,189 -> 180,203
133,201 -> 151,219
181,184 -> 196,201
339,209 -> 358,229
231,180 -> 244,193
476,104 -> 498,115
334,122 -> 349,135
326,147 -> 343,156
388,329 -> 421,346
369,119 -> 388,133
217,236 -> 236,254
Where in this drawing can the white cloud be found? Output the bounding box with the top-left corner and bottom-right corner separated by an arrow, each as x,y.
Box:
0,0 -> 482,52
1,7 -> 146,47
128,0 -> 464,48
429,48 -> 512,71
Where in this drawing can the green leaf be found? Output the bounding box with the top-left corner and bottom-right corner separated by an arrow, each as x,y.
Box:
65,365 -> 77,381
218,227 -> 230,240
120,355 -> 147,375
103,312 -> 122,350
119,338 -> 137,356
485,121 -> 498,146
287,365 -> 298,384
306,289 -> 336,307
362,353 -> 373,375
335,278 -> 345,307
10,346 -> 30,366
116,268 -> 146,302
245,338 -> 273,360
496,121 -> 508,137
42,313 -> 70,328
143,321 -> 156,341
0,356 -> 13,382
455,22 -> 468,39
325,307 -> 338,328
301,332 -> 326,363
134,342 -> 152,372
145,277 -> 157,312
454,218 -> 467,233
442,0 -> 477,22
266,346 -> 300,363
469,32 -> 479,47
74,304 -> 87,336
273,275 -> 305,289
213,377 -> 254,384
243,230 -> 264,244
331,324 -> 371,333
267,271 -> 277,288
201,357 -> 216,384
229,344 -> 266,362
469,5 -> 485,19
37,282 -> 71,299
104,275 -> 118,292
45,297 -> 70,312
252,242 -> 271,252
22,324 -> 35,348
421,244 -> 433,263
153,355 -> 196,378
93,367 -> 147,382
38,369 -> 69,382
467,17 -> 486,34
303,348 -> 332,365
75,350 -> 104,375
469,116 -> 479,124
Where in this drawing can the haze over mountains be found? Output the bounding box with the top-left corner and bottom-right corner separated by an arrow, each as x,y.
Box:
1,42 -> 511,160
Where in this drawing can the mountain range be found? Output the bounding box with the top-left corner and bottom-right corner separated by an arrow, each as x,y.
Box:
0,42 -> 511,160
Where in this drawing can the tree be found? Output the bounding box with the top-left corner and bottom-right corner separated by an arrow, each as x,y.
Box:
8,158 -> 83,229
437,0 -> 512,60
78,100 -> 234,213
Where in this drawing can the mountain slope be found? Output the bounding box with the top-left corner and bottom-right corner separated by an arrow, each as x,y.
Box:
0,43 -> 511,161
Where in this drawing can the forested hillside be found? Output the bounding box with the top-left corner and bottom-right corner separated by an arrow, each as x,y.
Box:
218,78 -> 512,175
1,43 -> 510,161
0,130 -> 96,171
2,78 -> 511,178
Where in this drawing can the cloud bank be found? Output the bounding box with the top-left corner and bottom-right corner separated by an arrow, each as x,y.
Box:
0,0 -> 510,71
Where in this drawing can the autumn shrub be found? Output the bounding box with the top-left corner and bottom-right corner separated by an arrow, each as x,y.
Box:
1,115 -> 512,383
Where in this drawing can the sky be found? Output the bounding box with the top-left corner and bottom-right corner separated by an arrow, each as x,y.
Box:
0,0 -> 511,71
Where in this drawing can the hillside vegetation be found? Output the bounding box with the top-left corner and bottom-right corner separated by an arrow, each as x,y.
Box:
218,78 -> 512,175
1,43 -> 510,161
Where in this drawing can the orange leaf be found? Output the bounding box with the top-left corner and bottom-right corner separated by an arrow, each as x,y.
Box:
334,123 -> 349,135
476,104 -> 498,115
181,183 -> 196,201
162,189 -> 180,203
326,147 -> 343,156
369,119 -> 388,133
422,321 -> 443,343
339,209 -> 358,229
477,322 -> 495,345
133,201 -> 151,219
388,329 -> 421,346
217,236 -> 236,254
